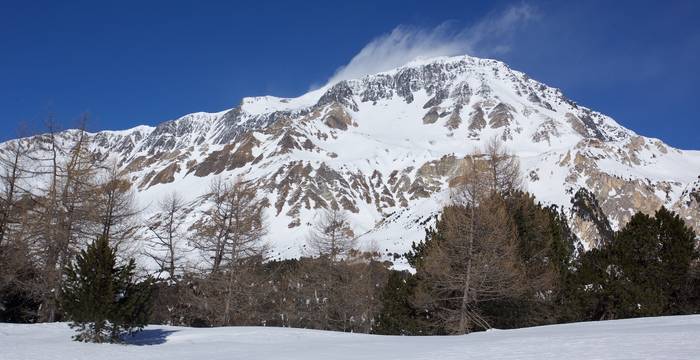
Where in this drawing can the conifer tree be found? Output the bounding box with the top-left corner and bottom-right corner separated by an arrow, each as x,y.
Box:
574,207 -> 698,320
373,270 -> 424,335
654,207 -> 698,314
609,212 -> 666,318
61,235 -> 152,343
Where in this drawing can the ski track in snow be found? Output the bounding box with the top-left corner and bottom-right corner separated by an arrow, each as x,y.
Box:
2,315 -> 699,359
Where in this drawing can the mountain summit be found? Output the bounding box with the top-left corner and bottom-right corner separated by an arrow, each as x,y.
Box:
5,54 -> 700,265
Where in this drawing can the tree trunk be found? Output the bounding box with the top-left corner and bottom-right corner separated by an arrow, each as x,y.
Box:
458,205 -> 475,334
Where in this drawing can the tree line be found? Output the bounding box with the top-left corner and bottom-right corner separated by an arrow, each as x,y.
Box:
0,126 -> 698,342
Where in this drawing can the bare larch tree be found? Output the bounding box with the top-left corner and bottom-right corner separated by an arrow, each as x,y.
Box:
415,138 -> 525,334
90,164 -> 142,257
146,191 -> 186,282
192,177 -> 268,325
0,138 -> 28,249
483,135 -> 522,194
305,208 -> 356,263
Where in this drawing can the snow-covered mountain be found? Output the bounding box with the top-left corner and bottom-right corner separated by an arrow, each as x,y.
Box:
5,54 -> 700,265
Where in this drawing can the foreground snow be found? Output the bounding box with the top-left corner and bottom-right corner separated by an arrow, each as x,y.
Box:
1,316 -> 699,359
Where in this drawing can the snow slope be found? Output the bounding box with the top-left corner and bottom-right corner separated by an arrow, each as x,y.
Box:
1,315 -> 699,359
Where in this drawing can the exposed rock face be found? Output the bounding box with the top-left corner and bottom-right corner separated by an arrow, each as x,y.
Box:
532,118 -> 560,144
468,105 -> 487,135
317,81 -> 358,112
423,107 -> 440,124
570,188 -> 614,248
5,54 -> 699,263
191,133 -> 260,177
445,107 -> 462,130
489,103 -> 515,128
423,87 -> 449,109
676,176 -> 700,232
322,104 -> 354,130
148,163 -> 180,187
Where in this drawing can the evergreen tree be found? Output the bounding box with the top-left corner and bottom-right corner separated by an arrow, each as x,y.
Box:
654,207 -> 699,314
61,235 -> 152,343
570,247 -> 616,320
608,212 -> 666,318
405,224 -> 440,269
373,270 -> 425,335
574,212 -> 666,320
572,207 -> 698,320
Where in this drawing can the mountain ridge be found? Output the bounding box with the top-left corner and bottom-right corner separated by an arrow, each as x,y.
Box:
3,53 -> 699,267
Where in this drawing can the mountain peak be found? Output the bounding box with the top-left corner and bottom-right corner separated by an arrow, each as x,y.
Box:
4,54 -> 699,266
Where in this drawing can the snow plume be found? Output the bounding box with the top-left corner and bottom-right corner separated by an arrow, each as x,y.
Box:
327,3 -> 537,84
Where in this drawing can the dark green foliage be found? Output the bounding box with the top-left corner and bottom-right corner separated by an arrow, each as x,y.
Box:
0,248 -> 41,323
373,270 -> 426,335
571,207 -> 699,320
0,281 -> 40,323
61,236 -> 153,343
608,212 -> 667,317
508,192 -> 576,279
654,207 -> 699,314
688,266 -> 700,314
399,225 -> 447,334
478,298 -> 542,329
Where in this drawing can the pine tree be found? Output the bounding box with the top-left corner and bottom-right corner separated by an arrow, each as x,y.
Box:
654,207 -> 699,314
373,270 -> 424,335
573,207 -> 698,320
610,212 -> 667,318
61,235 -> 152,343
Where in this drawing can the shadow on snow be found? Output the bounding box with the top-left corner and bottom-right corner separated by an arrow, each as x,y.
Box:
124,329 -> 178,345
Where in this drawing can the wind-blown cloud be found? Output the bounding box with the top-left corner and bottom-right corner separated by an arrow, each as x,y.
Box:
327,3 -> 537,84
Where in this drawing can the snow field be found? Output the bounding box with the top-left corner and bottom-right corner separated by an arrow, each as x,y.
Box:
2,315 -> 699,360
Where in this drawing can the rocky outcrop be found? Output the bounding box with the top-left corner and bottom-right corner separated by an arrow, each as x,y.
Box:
468,105 -> 486,135
323,104 -> 354,130
570,188 -> 614,247
423,107 -> 440,124
148,163 -> 181,188
445,107 -> 462,130
191,133 -> 260,177
489,103 -> 515,128
317,81 -> 358,112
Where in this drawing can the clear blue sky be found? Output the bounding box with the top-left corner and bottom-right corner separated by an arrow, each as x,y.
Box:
1,0 -> 698,149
